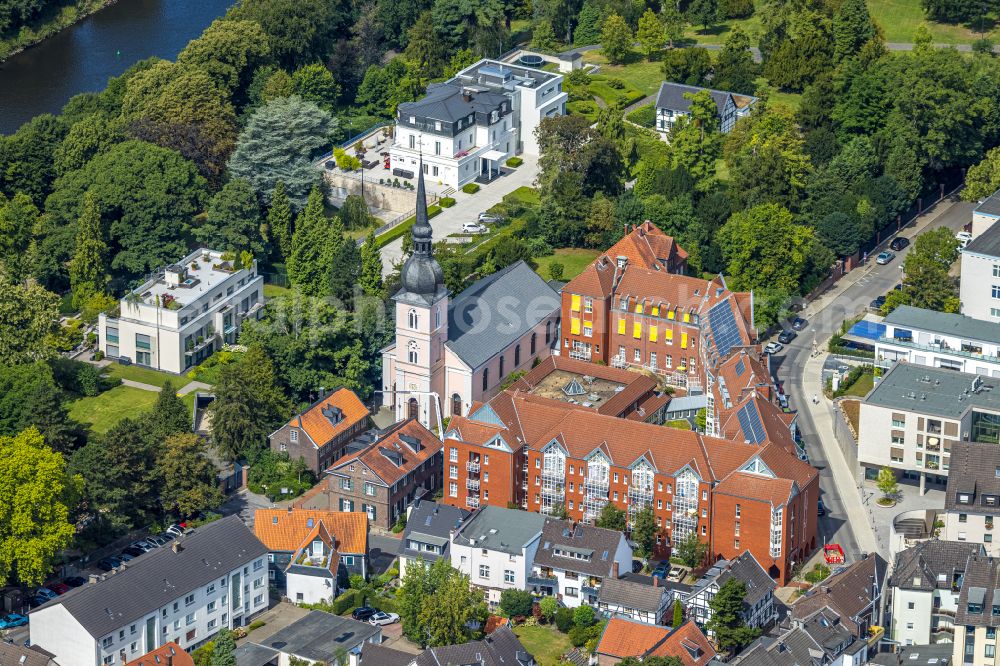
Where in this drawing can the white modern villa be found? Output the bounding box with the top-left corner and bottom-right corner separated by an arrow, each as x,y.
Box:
97,249 -> 264,374
390,59 -> 567,188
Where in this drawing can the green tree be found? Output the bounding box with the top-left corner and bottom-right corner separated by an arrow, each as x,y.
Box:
69,192 -> 109,309
877,466 -> 899,499
198,178 -> 266,256
833,0 -> 876,62
209,345 -> 292,461
233,0 -> 348,68
288,186 -> 338,297
176,18 -> 273,95
431,0 -> 507,56
0,113 -> 68,205
157,433 -> 224,517
359,234 -> 384,297
0,362 -> 76,453
921,0 -> 983,23
228,96 -> 334,208
44,139 -> 208,280
0,191 -> 39,276
292,63 -> 341,110
726,108 -> 811,211
687,0 -> 718,30
661,47 -> 712,86
499,588 -> 535,617
631,505 -> 658,558
399,556 -> 433,641
55,113 -> 126,176
151,380 -> 191,440
898,227 -> 961,312
0,428 -> 80,586
403,557 -> 488,647
539,595 -> 558,622
209,629 -> 237,666
963,146 -> 1000,201
532,20 -> 558,51
573,604 -> 597,628
405,12 -> 449,81
676,530 -> 708,567
661,5 -> 686,47
595,503 -> 627,531
601,14 -> 632,65
707,577 -> 760,652
669,90 -> 721,192
0,271 -> 59,365
761,10 -> 833,92
672,599 -> 684,627
268,181 -> 294,260
637,9 -> 666,60
714,26 -> 757,95
574,1 -> 602,45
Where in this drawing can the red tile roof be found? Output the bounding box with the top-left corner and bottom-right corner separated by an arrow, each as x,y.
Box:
254,509 -> 368,554
597,618 -> 715,665
286,388 -> 369,447
648,621 -> 716,665
329,418 -> 442,486
125,643 -> 193,666
607,220 -> 689,269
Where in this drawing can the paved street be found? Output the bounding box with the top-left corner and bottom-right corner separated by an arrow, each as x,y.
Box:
773,195 -> 972,562
380,155 -> 539,276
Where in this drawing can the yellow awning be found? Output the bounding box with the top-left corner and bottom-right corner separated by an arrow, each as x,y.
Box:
617,319 -> 626,335
681,333 -> 688,349
571,318 -> 581,335
665,330 -> 673,343
649,326 -> 658,342
633,322 -> 642,339
571,295 -> 581,311
667,310 -> 675,320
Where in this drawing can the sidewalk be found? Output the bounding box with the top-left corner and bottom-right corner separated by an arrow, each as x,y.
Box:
380,155 -> 540,276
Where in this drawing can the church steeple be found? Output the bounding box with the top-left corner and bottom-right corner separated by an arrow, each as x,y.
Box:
397,159 -> 445,300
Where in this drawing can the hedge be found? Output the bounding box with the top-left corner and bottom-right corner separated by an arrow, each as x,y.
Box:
440,196 -> 456,208
369,594 -> 399,614
329,588 -> 366,615
626,103 -> 656,128
506,157 -> 523,167
374,204 -> 442,249
462,183 -> 480,194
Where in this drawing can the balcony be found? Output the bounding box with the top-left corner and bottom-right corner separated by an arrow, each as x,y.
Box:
583,477 -> 609,495
933,608 -> 956,617
867,626 -> 885,646
569,349 -> 592,361
878,336 -> 1000,363
185,332 -> 218,356
582,585 -> 599,597
466,496 -> 480,508
467,461 -> 480,473
528,574 -> 557,587
541,469 -> 564,482
467,478 -> 480,490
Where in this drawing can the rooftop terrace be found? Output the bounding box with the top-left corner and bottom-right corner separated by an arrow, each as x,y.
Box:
528,368 -> 629,409
126,249 -> 249,310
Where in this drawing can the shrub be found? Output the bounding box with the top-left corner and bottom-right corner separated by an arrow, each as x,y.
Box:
555,606 -> 575,633
626,103 -> 656,128
548,261 -> 564,280
349,574 -> 368,589
391,512 -> 407,533
538,596 -> 558,623
369,593 -> 399,614
607,78 -> 625,89
568,69 -> 591,86
573,604 -> 597,628
804,564 -> 831,584
78,363 -> 101,397
500,588 -> 535,618
462,183 -> 480,194
329,589 -> 362,615
93,350 -> 104,361
247,620 -> 266,631
440,196 -> 456,208
333,147 -> 361,171
506,157 -> 524,167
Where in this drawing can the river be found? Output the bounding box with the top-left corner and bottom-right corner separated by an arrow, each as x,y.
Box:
0,0 -> 235,135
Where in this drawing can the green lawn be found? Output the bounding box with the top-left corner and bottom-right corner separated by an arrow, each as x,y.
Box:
841,371 -> 875,397
104,363 -> 184,389
665,418 -> 693,430
582,51 -> 665,97
504,186 -> 541,206
868,0 -> 996,43
264,283 -> 291,299
513,625 -> 573,666
534,248 -> 601,281
684,13 -> 765,46
68,385 -> 160,434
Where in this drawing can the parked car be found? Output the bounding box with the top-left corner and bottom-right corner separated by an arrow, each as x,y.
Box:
461,222 -> 487,234
875,250 -> 895,265
651,562 -> 670,579
763,342 -> 783,355
33,588 -> 57,602
96,556 -> 121,572
45,582 -> 70,596
791,317 -> 808,331
478,212 -> 503,224
777,330 -> 797,344
121,547 -> 145,558
146,535 -> 169,547
667,566 -> 685,582
352,607 -> 377,622
369,611 -> 400,626
165,524 -> 184,538
956,231 -> 973,248
119,552 -> 135,562
130,540 -> 155,552
778,394 -> 789,409
63,576 -> 87,588
631,560 -> 643,574
870,295 -> 887,310
0,614 -> 27,629
889,237 -> 910,251
157,531 -> 176,542
817,499 -> 827,516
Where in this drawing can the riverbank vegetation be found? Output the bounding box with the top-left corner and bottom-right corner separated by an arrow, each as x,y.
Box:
0,0 -> 112,60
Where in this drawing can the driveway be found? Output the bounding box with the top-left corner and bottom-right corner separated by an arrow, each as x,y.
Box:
772,195 -> 972,561
219,489 -> 273,527
380,154 -> 540,276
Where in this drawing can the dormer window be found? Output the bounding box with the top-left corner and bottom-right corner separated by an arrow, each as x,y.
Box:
959,493 -> 971,504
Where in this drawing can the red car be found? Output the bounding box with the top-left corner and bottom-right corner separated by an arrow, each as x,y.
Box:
46,582 -> 71,596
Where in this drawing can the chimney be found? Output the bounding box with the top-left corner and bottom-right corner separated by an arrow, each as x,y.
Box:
89,574 -> 100,585
172,541 -> 183,554
653,575 -> 659,587
167,656 -> 173,666
463,89 -> 472,102
612,561 -> 619,578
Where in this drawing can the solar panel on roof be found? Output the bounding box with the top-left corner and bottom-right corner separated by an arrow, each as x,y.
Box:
736,402 -> 766,444
707,300 -> 742,358
735,359 -> 745,377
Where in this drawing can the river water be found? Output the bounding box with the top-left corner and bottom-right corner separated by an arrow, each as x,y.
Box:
0,0 -> 234,135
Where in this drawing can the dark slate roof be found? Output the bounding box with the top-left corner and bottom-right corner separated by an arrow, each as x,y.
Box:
884,305 -> 1000,346
453,505 -> 546,556
974,189 -> 1000,219
533,519 -> 626,578
234,643 -> 279,666
966,215 -> 1000,257
598,577 -> 669,613
735,611 -> 858,665
890,539 -> 984,591
398,81 -> 508,124
955,555 -> 1000,627
252,610 -> 380,661
620,571 -> 693,595
358,644 -> 414,666
860,361 -> 1000,419
402,500 -> 469,562
689,551 -> 775,609
790,553 -> 887,635
31,515 -> 267,638
656,82 -> 731,115
946,441 -> 1000,515
447,261 -> 560,370
414,626 -> 534,666
871,643 -> 954,665
0,643 -> 55,666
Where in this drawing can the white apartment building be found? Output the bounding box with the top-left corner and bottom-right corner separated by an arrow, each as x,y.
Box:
390,60 -> 567,188
449,505 -> 546,606
527,519 -> 632,609
857,362 -> 1000,494
29,516 -> 269,666
874,305 -> 1000,377
961,220 -> 1000,323
98,249 -> 264,374
970,189 -> 1000,239
889,540 -> 983,646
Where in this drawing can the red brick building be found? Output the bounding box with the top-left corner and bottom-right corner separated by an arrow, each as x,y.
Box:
443,391 -> 818,584
268,388 -> 370,474
560,222 -> 754,395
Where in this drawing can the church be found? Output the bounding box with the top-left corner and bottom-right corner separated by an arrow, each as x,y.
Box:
380,165 -> 561,429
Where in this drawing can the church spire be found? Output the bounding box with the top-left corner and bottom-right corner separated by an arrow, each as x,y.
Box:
412,158 -> 432,256
397,157 -> 444,299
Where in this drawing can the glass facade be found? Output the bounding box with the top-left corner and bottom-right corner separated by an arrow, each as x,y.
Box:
972,411 -> 1000,445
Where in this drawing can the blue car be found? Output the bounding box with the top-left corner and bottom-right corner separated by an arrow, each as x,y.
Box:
0,613 -> 28,629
